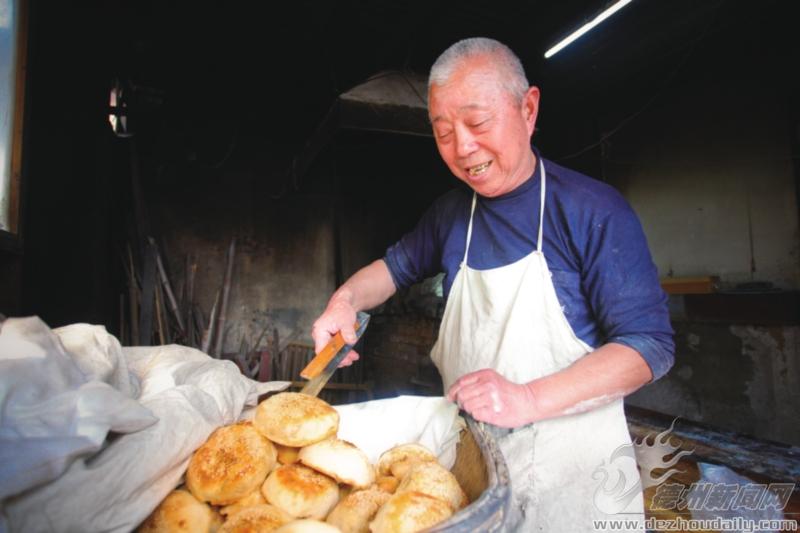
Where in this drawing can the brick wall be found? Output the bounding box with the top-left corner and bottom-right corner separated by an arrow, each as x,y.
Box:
362,313 -> 444,398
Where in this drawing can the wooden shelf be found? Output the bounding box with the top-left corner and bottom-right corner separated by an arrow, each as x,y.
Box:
661,276 -> 719,295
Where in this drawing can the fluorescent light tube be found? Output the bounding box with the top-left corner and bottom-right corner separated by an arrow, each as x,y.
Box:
544,0 -> 634,59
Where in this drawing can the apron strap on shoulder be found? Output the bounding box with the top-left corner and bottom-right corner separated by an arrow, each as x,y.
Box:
537,159 -> 546,253
462,192 -> 477,266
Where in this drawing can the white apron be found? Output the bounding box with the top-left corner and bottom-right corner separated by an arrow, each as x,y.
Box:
430,160 -> 644,532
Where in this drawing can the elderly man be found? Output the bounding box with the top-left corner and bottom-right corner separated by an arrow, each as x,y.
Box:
312,37 -> 673,532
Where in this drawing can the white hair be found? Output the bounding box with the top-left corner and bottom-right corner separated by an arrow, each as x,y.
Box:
428,37 -> 530,102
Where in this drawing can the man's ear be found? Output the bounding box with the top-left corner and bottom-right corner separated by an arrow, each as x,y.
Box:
522,86 -> 541,136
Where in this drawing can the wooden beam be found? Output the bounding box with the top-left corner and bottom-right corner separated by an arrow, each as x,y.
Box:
660,276 -> 718,295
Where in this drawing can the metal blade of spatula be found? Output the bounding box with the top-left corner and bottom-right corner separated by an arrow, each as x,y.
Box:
299,311 -> 370,397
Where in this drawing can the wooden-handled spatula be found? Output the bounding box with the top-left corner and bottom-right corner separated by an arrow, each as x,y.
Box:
299,312 -> 370,397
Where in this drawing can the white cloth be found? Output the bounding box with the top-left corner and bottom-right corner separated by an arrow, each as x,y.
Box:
0,318 -> 156,503
429,160 -> 644,532
0,317 -> 287,533
334,395 -> 465,470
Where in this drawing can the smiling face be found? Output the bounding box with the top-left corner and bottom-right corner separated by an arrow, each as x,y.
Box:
428,54 -> 540,197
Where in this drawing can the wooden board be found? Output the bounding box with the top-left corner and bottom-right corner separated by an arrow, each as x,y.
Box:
661,276 -> 719,295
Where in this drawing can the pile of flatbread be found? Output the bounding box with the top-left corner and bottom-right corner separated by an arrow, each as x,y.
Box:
138,392 -> 468,533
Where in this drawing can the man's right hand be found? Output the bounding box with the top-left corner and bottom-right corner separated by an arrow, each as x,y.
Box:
311,295 -> 360,367
310,259 -> 398,368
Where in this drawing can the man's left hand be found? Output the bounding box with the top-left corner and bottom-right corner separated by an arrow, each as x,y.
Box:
447,369 -> 538,428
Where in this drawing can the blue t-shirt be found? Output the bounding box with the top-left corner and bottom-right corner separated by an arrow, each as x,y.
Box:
383,155 -> 675,380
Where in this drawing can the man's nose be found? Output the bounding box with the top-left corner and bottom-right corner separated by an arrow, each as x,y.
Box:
454,125 -> 478,158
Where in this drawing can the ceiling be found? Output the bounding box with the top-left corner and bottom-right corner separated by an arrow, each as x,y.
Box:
68,0 -> 797,162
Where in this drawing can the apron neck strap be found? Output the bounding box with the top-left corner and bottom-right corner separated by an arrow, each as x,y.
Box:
462,157 -> 547,264
462,193 -> 477,266
537,158 -> 546,253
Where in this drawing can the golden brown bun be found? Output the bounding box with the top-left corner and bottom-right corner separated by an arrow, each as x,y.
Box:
255,393 -> 339,447
220,489 -> 268,517
368,491 -> 452,533
275,443 -> 301,465
138,489 -> 222,533
262,464 -> 340,519
374,476 -> 399,494
395,461 -> 468,511
299,439 -> 375,489
375,444 -> 436,480
326,488 -> 391,533
275,519 -> 343,533
187,421 -> 277,505
218,504 -> 293,533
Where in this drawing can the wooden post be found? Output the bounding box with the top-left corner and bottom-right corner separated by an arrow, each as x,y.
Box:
185,256 -> 196,345
150,237 -> 185,336
201,290 -> 220,355
213,238 -> 236,357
